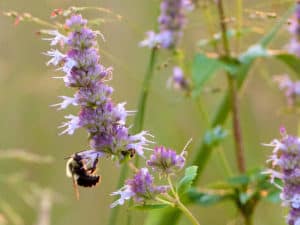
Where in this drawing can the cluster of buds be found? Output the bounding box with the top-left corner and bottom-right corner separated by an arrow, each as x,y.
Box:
111,146 -> 186,207
288,1 -> 300,57
265,128 -> 300,225
44,14 -> 152,166
273,74 -> 300,107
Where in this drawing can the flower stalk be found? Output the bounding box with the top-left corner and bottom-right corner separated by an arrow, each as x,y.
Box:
216,0 -> 246,173
166,176 -> 200,225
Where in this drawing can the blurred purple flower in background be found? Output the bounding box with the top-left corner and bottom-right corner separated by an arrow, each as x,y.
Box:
140,0 -> 193,49
288,1 -> 300,57
44,14 -> 152,163
265,128 -> 300,225
110,168 -> 169,208
167,66 -> 190,93
273,74 -> 300,107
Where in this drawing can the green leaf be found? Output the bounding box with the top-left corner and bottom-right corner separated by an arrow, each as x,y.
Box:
264,189 -> 281,203
134,204 -> 168,210
191,54 -> 223,97
203,126 -> 228,147
191,55 -> 240,97
227,175 -> 249,186
273,52 -> 300,74
185,188 -> 233,206
176,166 -> 198,195
239,44 -> 270,65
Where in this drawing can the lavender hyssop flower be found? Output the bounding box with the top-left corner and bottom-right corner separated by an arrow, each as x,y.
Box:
110,168 -> 169,208
265,127 -> 300,225
44,14 -> 152,163
147,146 -> 186,176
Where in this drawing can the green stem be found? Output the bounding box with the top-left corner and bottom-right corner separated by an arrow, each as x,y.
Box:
167,176 -> 200,225
244,214 -> 253,225
107,163 -> 129,225
216,0 -> 246,173
133,47 -> 157,166
216,146 -> 233,177
107,48 -> 157,225
236,0 -> 243,52
176,200 -> 200,225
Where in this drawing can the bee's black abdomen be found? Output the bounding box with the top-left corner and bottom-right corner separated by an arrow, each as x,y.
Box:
77,175 -> 100,187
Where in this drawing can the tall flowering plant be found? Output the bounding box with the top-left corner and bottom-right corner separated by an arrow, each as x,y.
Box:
44,14 -> 152,167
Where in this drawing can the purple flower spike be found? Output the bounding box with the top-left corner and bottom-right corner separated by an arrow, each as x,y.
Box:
140,0 -> 192,49
147,146 -> 186,176
265,128 -> 300,225
288,2 -> 300,57
44,13 -> 152,164
110,168 -> 168,207
66,14 -> 87,29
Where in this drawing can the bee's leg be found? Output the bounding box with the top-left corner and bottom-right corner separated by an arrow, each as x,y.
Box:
72,175 -> 80,200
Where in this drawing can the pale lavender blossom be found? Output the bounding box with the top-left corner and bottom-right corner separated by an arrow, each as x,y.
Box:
147,146 -> 186,176
167,66 -> 190,92
264,127 -> 300,225
44,14 -> 152,163
140,0 -> 192,49
288,2 -> 300,57
110,168 -> 169,208
274,74 -> 300,107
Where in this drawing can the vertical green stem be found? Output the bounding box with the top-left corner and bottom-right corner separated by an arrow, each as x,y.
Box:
107,164 -> 129,225
236,0 -> 243,52
216,0 -> 246,173
167,177 -> 201,225
133,47 -> 157,134
134,47 -> 157,166
244,214 -> 253,225
107,48 -> 157,225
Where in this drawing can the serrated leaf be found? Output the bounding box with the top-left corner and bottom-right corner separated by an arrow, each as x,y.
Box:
134,204 -> 168,210
176,166 -> 198,195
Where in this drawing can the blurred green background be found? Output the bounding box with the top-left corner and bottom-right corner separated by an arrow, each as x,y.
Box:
0,0 -> 296,224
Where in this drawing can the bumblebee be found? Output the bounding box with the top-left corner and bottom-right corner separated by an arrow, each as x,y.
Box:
66,153 -> 101,199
